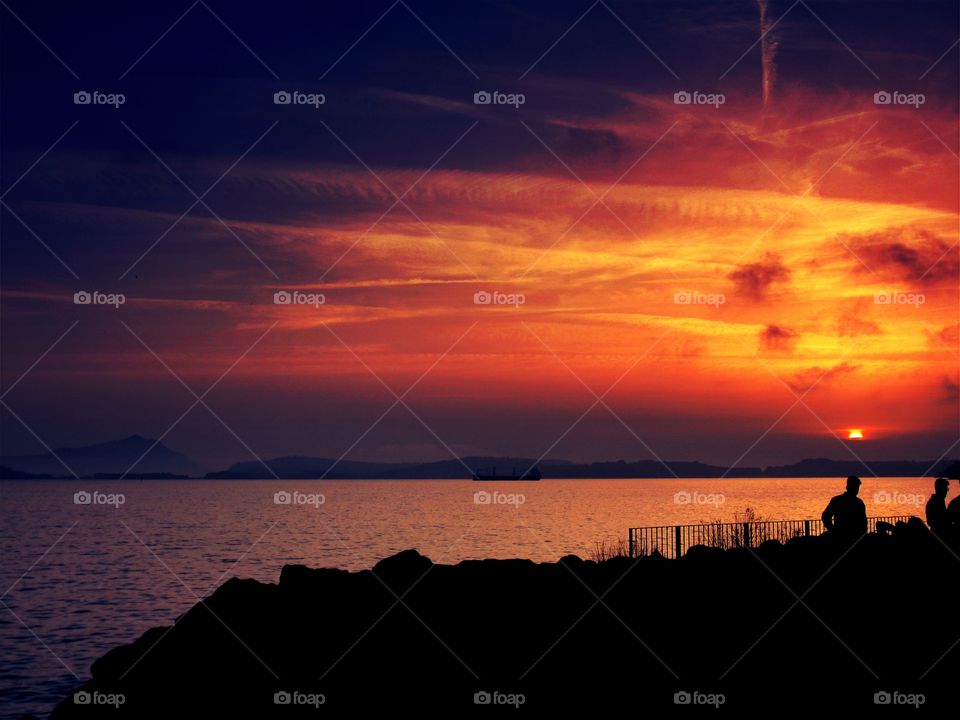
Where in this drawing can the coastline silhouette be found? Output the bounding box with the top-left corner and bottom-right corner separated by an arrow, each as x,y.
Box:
47,475 -> 960,716
5,436 -> 960,479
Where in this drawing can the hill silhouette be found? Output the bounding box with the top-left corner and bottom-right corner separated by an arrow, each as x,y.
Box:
2,438 -> 954,479
0,435 -> 203,478
206,455 -> 955,479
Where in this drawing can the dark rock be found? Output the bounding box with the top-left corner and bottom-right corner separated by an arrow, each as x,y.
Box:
371,548 -> 433,594
49,534 -> 960,717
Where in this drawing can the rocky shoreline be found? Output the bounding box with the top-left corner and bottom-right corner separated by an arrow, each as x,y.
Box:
43,524 -> 959,716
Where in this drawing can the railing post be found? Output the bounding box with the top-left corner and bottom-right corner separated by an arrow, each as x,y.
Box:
630,516 -> 899,560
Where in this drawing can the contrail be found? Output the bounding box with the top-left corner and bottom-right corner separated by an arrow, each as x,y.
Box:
756,0 -> 779,104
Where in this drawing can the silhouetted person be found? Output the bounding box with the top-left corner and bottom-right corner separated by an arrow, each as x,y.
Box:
948,478 -> 960,539
926,478 -> 950,536
821,476 -> 867,540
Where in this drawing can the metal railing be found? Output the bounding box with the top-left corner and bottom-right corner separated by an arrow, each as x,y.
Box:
627,515 -> 915,559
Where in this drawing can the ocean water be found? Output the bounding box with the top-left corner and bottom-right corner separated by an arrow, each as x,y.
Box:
0,477 -> 943,718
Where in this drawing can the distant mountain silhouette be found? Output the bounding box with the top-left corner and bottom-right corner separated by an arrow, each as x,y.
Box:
942,460 -> 960,479
205,456 -> 565,479
760,457 -> 949,477
0,435 -> 203,478
205,455 -> 958,479
4,439 -> 953,479
0,465 -> 52,479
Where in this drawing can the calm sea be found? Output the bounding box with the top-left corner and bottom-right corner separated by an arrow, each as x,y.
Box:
0,477 -> 943,718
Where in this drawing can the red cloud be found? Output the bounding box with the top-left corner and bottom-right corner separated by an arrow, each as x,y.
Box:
759,324 -> 799,352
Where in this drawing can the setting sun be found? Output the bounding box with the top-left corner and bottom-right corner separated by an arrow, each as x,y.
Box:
848,429 -> 865,440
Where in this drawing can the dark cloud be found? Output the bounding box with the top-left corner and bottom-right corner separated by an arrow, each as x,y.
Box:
940,376 -> 959,405
787,362 -> 859,394
728,253 -> 790,300
842,228 -> 958,283
759,324 -> 798,352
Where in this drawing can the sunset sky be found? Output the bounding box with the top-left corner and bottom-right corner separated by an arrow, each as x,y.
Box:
1,0 -> 958,470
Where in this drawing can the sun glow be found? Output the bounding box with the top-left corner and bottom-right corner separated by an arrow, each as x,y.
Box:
847,429 -> 864,440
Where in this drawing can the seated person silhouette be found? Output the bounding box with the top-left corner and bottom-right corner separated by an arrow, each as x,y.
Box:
821,476 -> 867,539
925,478 -> 950,536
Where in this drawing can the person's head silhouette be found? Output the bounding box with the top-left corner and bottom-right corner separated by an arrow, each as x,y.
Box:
934,477 -> 949,496
846,476 -> 862,495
